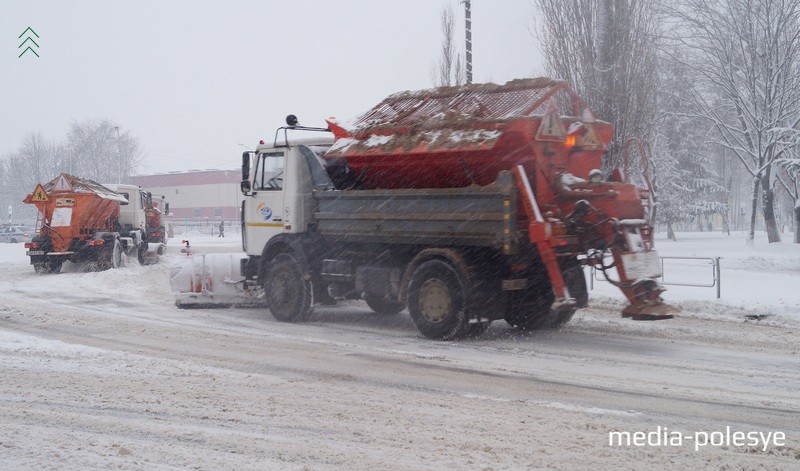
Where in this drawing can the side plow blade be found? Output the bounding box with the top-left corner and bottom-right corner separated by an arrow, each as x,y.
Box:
610,247 -> 681,321
622,301 -> 680,321
619,279 -> 680,321
170,252 -> 263,308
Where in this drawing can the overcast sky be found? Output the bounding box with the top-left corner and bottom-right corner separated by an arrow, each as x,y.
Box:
1,1 -> 545,174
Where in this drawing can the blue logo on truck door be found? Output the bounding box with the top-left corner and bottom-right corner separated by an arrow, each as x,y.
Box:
257,203 -> 272,221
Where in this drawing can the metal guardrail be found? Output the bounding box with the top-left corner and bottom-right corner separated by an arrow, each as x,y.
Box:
590,256 -> 721,298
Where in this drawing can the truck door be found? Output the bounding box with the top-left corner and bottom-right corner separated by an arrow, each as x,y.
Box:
244,150 -> 286,255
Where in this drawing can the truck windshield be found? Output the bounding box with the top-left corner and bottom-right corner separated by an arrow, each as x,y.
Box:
254,152 -> 285,190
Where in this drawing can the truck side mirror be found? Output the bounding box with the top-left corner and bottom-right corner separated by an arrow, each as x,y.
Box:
241,151 -> 252,194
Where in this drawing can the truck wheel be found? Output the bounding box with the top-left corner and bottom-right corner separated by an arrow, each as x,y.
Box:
364,296 -> 405,315
33,261 -> 62,274
263,253 -> 313,322
505,264 -> 587,331
137,241 -> 147,265
99,237 -> 124,271
407,259 -> 471,340
111,238 -> 124,269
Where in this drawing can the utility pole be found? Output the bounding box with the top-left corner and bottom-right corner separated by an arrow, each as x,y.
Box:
463,0 -> 472,84
113,126 -> 122,184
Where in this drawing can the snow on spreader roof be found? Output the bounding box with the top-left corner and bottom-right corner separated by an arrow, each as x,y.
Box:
41,173 -> 129,202
328,128 -> 504,155
351,78 -> 585,130
325,78 -> 587,156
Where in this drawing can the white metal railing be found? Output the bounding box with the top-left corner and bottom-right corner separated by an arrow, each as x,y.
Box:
590,255 -> 721,299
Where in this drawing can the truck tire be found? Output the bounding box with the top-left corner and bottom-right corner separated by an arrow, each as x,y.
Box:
504,263 -> 587,331
407,259 -> 472,340
111,237 -> 124,269
33,261 -> 62,274
364,296 -> 405,315
263,253 -> 313,322
98,237 -> 124,271
137,241 -> 147,265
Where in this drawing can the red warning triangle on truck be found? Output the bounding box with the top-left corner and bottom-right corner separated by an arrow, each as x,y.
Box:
579,123 -> 603,150
535,99 -> 567,141
52,173 -> 74,192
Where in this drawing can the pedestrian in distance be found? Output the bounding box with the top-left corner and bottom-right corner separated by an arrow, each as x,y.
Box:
218,220 -> 224,238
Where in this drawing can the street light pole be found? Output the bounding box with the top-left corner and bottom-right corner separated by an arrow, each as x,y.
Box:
463,0 -> 473,84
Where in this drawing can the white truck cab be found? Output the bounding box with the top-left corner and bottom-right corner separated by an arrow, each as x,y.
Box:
103,183 -> 148,233
241,135 -> 334,256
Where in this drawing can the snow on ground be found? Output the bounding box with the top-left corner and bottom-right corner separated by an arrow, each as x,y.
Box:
0,232 -> 799,470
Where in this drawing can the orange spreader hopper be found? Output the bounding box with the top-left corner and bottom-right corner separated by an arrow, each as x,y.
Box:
23,173 -> 126,253
324,78 -> 613,191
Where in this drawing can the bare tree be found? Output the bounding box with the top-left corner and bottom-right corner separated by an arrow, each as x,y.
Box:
0,158 -> 9,223
2,132 -> 62,222
533,0 -> 660,170
431,3 -> 464,87
0,121 -> 144,223
66,119 -> 143,183
663,0 -> 800,244
775,155 -> 800,242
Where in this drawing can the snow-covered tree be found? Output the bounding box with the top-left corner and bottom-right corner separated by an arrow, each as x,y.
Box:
664,0 -> 800,244
652,52 -> 728,240
533,0 -> 660,170
65,119 -> 143,184
775,154 -> 800,242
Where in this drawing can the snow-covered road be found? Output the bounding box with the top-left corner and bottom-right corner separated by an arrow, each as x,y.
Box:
0,235 -> 798,470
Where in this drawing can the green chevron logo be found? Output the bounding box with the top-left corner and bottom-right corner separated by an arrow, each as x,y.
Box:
18,27 -> 39,58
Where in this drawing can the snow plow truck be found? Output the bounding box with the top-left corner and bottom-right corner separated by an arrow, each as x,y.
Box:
23,173 -> 167,274
171,78 -> 678,339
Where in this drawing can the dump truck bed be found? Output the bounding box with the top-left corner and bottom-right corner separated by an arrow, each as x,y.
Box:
313,171 -> 518,250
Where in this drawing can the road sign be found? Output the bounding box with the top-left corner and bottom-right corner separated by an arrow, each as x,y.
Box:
31,184 -> 49,202
580,123 -> 603,150
536,99 -> 567,141
53,174 -> 73,192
